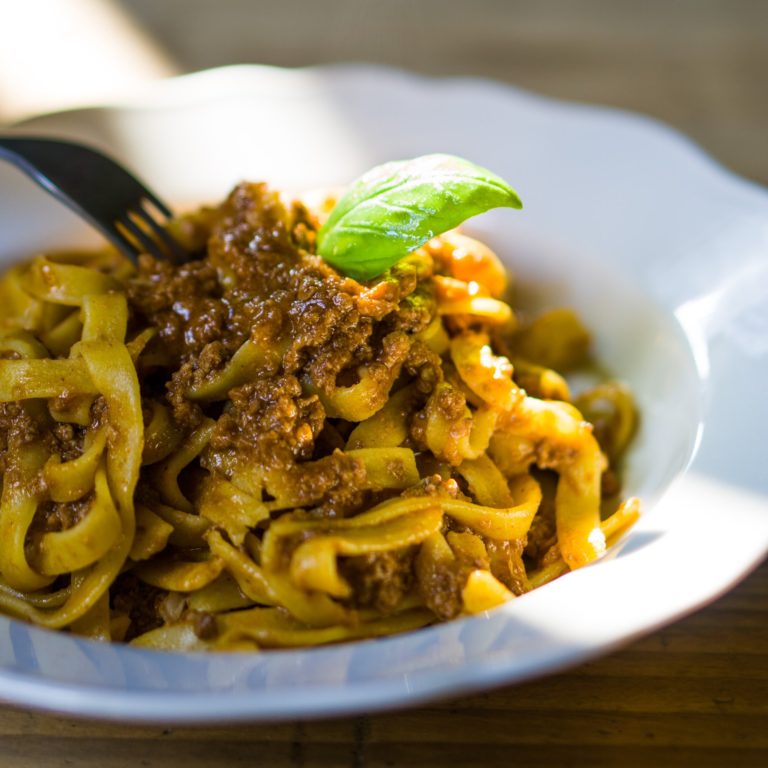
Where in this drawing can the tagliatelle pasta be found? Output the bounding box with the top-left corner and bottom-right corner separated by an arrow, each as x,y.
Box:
0,181 -> 639,650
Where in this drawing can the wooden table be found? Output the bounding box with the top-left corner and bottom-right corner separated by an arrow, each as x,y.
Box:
1,1 -> 766,765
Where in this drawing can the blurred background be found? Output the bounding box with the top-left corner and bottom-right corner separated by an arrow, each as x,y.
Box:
0,0 -> 766,182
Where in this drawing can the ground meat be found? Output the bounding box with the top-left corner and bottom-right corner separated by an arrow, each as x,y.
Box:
525,478 -> 557,564
210,374 -> 324,461
402,474 -> 462,500
340,547 -> 417,612
89,396 -> 108,429
36,495 -> 92,533
24,494 -> 94,565
125,183 -> 434,509
0,401 -> 40,468
410,381 -> 471,465
48,422 -> 85,462
272,450 -> 368,516
2,401 -> 92,561
486,538 -> 530,595
404,341 -> 444,394
123,182 -> 442,521
127,257 -> 227,365
166,366 -> 206,429
0,402 -> 50,504
110,573 -> 167,641
416,558 -> 466,621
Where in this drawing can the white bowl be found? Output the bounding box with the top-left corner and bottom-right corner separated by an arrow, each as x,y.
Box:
0,65 -> 766,723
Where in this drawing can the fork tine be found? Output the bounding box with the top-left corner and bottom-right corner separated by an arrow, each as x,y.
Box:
140,188 -> 173,219
0,137 -> 189,265
117,212 -> 166,260
108,224 -> 146,263
134,200 -> 188,263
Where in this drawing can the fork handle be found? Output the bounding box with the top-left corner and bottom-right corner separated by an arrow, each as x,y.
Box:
0,136 -> 143,266
0,136 -> 110,231
0,136 -> 187,265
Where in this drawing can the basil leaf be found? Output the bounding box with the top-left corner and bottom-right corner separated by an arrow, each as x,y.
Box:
316,154 -> 522,281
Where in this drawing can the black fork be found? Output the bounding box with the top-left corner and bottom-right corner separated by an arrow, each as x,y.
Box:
0,136 -> 187,264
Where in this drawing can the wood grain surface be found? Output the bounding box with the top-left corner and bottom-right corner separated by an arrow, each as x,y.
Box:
120,0 -> 768,184
1,1 -> 767,765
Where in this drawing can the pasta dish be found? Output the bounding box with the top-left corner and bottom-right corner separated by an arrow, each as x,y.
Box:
0,180 -> 638,650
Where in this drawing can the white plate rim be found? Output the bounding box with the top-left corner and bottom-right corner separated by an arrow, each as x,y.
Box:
0,63 -> 766,723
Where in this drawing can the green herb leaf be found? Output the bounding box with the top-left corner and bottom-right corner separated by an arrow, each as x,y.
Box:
316,154 -> 522,281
